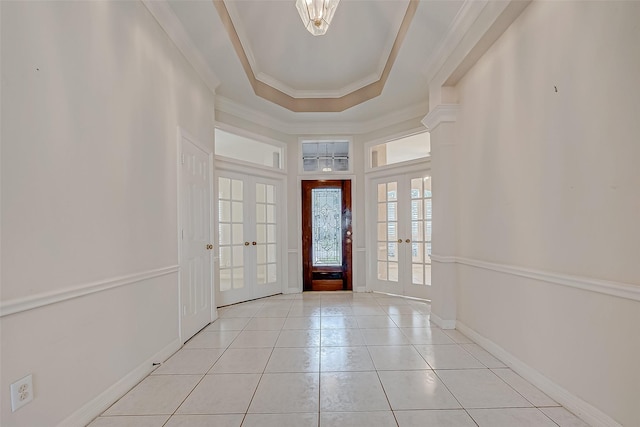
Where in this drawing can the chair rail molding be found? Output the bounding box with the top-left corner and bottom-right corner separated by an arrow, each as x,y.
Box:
0,265 -> 180,317
430,254 -> 640,302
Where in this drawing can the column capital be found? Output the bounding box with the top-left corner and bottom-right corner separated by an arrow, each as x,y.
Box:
421,104 -> 459,132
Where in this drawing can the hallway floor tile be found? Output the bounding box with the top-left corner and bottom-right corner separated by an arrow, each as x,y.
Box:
90,292 -> 590,426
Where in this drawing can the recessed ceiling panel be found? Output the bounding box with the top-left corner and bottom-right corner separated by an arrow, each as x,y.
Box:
226,0 -> 409,97
163,0 -> 477,122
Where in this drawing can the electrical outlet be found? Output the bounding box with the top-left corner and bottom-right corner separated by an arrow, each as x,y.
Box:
10,374 -> 33,412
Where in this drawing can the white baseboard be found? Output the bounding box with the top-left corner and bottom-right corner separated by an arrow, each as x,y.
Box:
430,312 -> 456,330
456,322 -> 621,427
57,338 -> 181,427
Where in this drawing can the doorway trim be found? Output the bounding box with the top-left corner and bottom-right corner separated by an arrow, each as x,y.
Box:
296,175 -> 358,293
177,127 -> 216,344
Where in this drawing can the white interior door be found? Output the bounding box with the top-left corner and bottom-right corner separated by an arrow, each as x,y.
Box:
180,135 -> 213,343
369,171 -> 432,299
216,171 -> 282,306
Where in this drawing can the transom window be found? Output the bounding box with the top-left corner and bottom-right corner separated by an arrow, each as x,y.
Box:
216,128 -> 284,169
370,132 -> 430,168
301,140 -> 351,173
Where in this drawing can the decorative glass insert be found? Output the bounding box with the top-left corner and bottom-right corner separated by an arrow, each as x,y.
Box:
302,141 -> 349,172
312,188 -> 342,266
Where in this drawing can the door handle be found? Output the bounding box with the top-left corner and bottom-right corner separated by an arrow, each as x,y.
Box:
244,241 -> 250,246
405,239 -> 411,243
206,244 -> 213,250
397,239 -> 403,243
252,241 -> 257,246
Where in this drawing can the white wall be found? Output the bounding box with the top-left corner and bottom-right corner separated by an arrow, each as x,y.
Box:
453,1 -> 640,425
0,2 -> 215,426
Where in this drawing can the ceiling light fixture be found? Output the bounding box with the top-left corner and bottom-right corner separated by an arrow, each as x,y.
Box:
295,0 -> 340,36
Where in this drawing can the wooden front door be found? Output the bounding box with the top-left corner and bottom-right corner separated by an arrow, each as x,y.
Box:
302,180 -> 352,291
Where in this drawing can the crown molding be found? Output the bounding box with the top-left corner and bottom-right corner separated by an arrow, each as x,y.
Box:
421,104 -> 459,131
443,0 -> 531,86
216,96 -> 428,136
141,0 -> 220,94
422,0 -> 489,83
426,0 -> 530,89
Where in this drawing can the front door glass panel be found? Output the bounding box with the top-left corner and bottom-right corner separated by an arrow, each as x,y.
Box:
312,188 -> 342,266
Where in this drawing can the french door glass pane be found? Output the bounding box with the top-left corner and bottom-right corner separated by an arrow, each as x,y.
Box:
378,261 -> 388,280
219,201 -> 230,222
232,224 -> 243,244
388,222 -> 397,241
219,178 -> 231,199
387,182 -> 397,200
257,204 -> 266,222
388,242 -> 398,262
312,188 -> 342,266
219,224 -> 230,245
412,264 -> 424,285
232,180 -> 242,200
389,263 -> 399,281
377,183 -> 386,202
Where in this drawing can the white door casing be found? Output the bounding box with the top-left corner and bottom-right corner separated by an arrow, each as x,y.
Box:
179,130 -> 214,343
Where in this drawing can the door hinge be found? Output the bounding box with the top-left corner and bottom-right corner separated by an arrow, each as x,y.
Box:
181,153 -> 185,165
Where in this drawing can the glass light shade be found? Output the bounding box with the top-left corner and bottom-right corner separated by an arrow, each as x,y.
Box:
295,0 -> 340,36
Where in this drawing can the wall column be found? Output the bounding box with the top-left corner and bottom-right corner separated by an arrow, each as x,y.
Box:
422,104 -> 459,329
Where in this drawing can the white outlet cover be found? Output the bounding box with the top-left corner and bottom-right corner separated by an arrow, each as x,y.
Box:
10,374 -> 33,412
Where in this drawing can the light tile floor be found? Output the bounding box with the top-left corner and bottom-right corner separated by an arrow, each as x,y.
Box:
89,292 -> 591,427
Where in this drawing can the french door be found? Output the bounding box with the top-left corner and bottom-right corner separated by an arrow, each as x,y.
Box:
215,170 -> 282,306
369,171 -> 432,299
